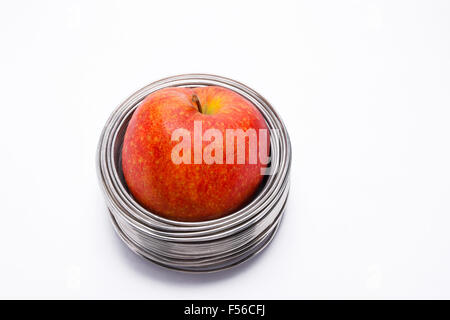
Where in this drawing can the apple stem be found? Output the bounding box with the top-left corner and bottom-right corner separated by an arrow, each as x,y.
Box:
192,94 -> 203,114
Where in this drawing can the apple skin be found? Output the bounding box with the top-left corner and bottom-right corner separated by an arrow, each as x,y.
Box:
121,86 -> 269,222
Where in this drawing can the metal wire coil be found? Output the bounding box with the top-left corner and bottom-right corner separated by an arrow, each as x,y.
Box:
97,74 -> 291,272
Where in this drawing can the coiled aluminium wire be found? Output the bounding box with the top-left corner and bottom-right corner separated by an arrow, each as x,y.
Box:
97,74 -> 291,272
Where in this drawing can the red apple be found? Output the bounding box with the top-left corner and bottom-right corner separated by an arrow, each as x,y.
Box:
122,86 -> 269,221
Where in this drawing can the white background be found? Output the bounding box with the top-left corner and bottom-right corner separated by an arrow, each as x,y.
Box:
1,0 -> 449,299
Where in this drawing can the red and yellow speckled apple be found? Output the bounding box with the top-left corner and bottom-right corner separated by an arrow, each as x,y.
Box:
122,86 -> 269,222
